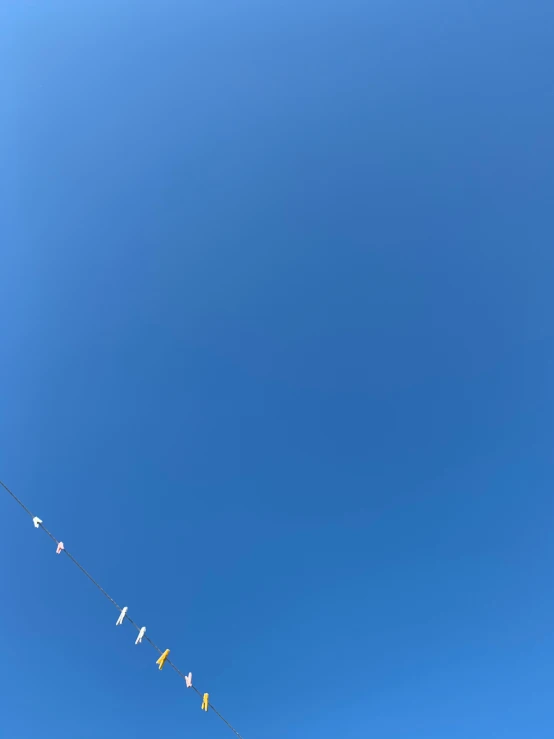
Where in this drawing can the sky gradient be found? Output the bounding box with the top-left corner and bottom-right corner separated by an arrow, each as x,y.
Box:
2,1 -> 554,737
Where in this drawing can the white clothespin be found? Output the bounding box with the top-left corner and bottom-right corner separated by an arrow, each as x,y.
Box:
136,627 -> 146,644
56,542 -> 64,554
116,606 -> 128,626
32,516 -> 42,528
185,672 -> 193,688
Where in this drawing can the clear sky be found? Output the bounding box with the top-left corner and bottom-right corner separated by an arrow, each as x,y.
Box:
1,1 -> 554,737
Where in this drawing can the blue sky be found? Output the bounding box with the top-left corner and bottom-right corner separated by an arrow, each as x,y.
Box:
1,1 -> 554,737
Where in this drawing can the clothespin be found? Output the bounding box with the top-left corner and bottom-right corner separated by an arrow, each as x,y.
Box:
185,672 -> 193,688
116,606 -> 128,626
32,516 -> 42,529
56,542 -> 64,554
201,693 -> 209,712
156,649 -> 170,670
135,627 -> 146,645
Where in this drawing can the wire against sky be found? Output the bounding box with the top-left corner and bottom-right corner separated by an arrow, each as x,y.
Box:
0,478 -> 245,739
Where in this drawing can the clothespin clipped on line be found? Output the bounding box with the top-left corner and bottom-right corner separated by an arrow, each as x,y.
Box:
116,607 -> 128,626
56,542 -> 64,554
156,649 -> 170,670
32,516 -> 42,529
202,693 -> 209,712
135,627 -> 146,645
185,672 -> 192,688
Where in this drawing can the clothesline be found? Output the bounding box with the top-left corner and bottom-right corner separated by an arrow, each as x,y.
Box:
1,478 -> 245,739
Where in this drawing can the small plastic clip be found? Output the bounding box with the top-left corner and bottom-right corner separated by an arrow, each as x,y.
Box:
116,607 -> 128,626
185,672 -> 192,688
32,516 -> 42,528
56,542 -> 64,554
202,693 -> 209,712
136,627 -> 146,645
156,649 -> 170,670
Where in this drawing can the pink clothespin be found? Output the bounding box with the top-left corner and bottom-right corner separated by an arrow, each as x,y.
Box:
185,672 -> 193,688
56,542 -> 64,554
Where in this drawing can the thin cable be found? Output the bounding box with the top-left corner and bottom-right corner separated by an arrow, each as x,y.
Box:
0,480 -> 124,612
1,479 -> 245,739
0,479 -> 34,517
208,700 -> 245,739
63,548 -> 122,611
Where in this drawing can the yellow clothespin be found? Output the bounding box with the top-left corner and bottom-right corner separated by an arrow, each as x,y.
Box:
201,693 -> 209,711
156,649 -> 170,670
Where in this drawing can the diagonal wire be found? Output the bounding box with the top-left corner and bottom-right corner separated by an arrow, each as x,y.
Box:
0,479 -> 245,739
1,478 -> 33,516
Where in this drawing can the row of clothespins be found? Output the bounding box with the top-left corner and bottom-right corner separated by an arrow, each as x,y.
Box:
32,516 -> 210,713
